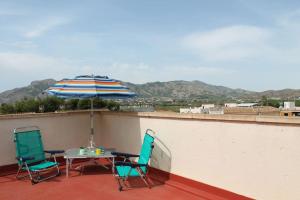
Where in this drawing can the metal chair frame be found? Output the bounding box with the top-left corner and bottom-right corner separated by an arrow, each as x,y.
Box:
112,129 -> 156,191
14,126 -> 63,184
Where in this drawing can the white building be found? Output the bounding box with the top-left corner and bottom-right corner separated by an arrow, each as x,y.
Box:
191,107 -> 203,114
201,104 -> 215,109
180,108 -> 191,114
225,103 -> 238,108
180,107 -> 204,114
237,103 -> 257,107
284,102 -> 295,110
209,108 -> 224,115
180,106 -> 223,114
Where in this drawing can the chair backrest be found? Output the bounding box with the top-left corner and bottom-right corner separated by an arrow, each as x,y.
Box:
137,132 -> 155,167
14,127 -> 46,166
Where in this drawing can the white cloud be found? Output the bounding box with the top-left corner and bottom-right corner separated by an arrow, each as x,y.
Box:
96,62 -> 232,84
182,9 -> 300,67
0,9 -> 24,16
277,9 -> 300,28
0,41 -> 38,50
24,17 -> 71,38
0,53 -> 151,84
0,50 -> 234,92
0,52 -> 81,82
0,52 -> 73,91
182,25 -> 271,61
0,52 -> 61,71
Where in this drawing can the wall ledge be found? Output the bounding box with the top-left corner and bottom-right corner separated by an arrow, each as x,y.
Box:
0,110 -> 91,120
101,111 -> 300,126
1,110 -> 300,126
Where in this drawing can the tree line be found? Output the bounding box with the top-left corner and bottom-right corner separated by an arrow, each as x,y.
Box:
260,96 -> 300,108
0,97 -> 120,114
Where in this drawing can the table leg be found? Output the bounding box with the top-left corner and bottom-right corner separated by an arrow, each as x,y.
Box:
112,157 -> 115,175
66,158 -> 69,178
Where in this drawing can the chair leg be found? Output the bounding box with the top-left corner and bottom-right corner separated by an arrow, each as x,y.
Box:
146,175 -> 154,186
125,168 -> 132,182
52,155 -> 61,176
16,166 -> 31,180
136,168 -> 151,188
24,163 -> 34,181
31,166 -> 61,184
16,166 -> 22,179
117,178 -> 123,191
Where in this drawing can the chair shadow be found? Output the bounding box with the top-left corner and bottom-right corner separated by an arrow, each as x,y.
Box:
0,174 -> 19,184
68,163 -> 113,177
148,135 -> 172,185
0,170 -> 63,184
120,176 -> 164,190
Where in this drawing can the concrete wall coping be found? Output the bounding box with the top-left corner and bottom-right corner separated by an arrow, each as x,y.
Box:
1,110 -> 300,126
0,110 -> 89,120
102,111 -> 300,126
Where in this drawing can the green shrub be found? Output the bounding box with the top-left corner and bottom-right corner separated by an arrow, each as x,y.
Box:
15,99 -> 39,113
78,99 -> 91,109
39,96 -> 64,112
0,103 -> 15,114
107,100 -> 120,111
65,99 -> 79,110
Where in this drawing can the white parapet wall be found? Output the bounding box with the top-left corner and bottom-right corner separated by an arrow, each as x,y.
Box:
99,112 -> 300,200
0,111 -> 300,200
0,111 -> 101,165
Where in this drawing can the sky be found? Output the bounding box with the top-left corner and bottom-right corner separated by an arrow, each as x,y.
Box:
1,0 -> 300,92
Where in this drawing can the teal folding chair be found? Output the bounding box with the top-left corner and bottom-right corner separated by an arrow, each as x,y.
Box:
13,126 -> 64,184
112,129 -> 155,191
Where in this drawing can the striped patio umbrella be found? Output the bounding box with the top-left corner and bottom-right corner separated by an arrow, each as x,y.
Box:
47,75 -> 136,148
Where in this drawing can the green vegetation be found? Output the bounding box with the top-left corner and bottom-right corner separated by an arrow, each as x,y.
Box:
0,96 -> 120,114
154,100 -> 203,112
295,100 -> 300,107
0,103 -> 15,114
259,96 -> 281,108
155,105 -> 181,112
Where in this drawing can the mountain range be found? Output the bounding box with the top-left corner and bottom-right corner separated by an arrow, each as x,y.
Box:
0,79 -> 299,104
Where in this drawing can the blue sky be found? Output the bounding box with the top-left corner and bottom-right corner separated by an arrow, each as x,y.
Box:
1,0 -> 300,92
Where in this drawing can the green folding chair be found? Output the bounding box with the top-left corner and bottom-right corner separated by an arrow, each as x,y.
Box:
112,129 -> 155,191
13,126 -> 64,184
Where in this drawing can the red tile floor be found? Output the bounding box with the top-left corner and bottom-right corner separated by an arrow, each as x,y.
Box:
0,163 -> 246,200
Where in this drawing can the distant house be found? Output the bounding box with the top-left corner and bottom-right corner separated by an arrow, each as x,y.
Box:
191,107 -> 203,114
280,102 -> 300,116
283,102 -> 295,110
180,106 -> 224,115
225,103 -> 238,108
237,103 -> 257,107
280,110 -> 300,117
225,103 -> 260,108
201,104 -> 215,109
180,108 -> 191,114
180,107 -> 204,114
209,107 -> 224,115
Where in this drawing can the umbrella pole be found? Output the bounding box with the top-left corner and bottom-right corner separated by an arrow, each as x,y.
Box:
89,98 -> 95,148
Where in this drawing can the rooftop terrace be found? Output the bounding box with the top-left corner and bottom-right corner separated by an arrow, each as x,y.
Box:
0,164 -> 248,200
1,111 -> 300,200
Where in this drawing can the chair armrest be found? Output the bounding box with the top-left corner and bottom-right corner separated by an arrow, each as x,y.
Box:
114,161 -> 147,168
44,150 -> 65,155
111,151 -> 139,158
16,156 -> 35,162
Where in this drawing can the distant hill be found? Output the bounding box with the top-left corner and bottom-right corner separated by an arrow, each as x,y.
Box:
125,81 -> 254,100
0,79 -> 56,104
254,89 -> 300,99
0,79 -> 300,104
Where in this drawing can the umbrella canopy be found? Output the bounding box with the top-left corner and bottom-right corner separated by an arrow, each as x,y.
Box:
47,75 -> 135,99
47,75 -> 136,148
